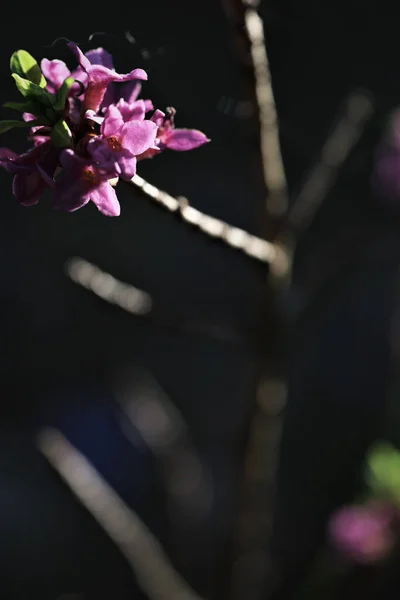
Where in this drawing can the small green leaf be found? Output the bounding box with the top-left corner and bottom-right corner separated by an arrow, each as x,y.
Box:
42,107 -> 59,126
12,74 -> 55,107
51,119 -> 73,147
367,442 -> 400,503
10,50 -> 46,88
3,99 -> 44,115
0,119 -> 35,134
54,77 -> 75,112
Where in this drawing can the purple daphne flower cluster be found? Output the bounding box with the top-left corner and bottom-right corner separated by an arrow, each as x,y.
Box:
0,43 -> 209,216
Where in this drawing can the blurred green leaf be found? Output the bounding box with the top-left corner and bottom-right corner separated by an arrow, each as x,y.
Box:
0,119 -> 36,134
367,442 -> 400,502
3,99 -> 44,115
10,50 -> 46,88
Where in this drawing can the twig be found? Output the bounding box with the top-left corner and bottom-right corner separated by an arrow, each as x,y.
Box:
286,91 -> 374,239
37,428 -> 206,600
64,256 -> 252,344
65,256 -> 152,316
129,175 -> 288,274
114,365 -> 213,516
242,1 -> 289,218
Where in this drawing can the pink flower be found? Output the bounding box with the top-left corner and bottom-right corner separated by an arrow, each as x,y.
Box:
67,42 -> 147,113
1,42 -> 210,216
88,105 -> 158,180
41,47 -> 114,94
138,107 -> 209,160
53,149 -> 120,216
114,98 -> 154,123
0,143 -> 58,206
328,503 -> 396,564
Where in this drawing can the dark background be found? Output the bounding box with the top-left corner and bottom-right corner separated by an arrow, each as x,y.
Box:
1,1 -> 400,599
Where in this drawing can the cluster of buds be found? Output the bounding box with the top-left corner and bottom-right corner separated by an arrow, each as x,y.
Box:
0,44 -> 209,216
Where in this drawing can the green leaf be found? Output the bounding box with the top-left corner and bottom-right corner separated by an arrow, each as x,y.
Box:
51,119 -> 73,147
3,99 -> 44,115
367,442 -> 400,502
44,107 -> 58,123
54,77 -> 75,112
12,74 -> 55,107
0,119 -> 35,134
10,50 -> 46,88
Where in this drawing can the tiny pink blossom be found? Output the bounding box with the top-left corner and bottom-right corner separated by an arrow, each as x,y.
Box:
138,107 -> 210,159
67,42 -> 148,113
0,143 -> 58,206
88,105 -> 158,180
54,149 -> 120,216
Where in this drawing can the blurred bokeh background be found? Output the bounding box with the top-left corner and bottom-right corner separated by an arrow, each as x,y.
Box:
1,1 -> 400,599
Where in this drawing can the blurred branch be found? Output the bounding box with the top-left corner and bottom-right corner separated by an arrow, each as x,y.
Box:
113,365 -> 213,521
276,90 -> 374,287
218,3 -> 291,599
37,428 -> 206,600
113,365 -> 213,567
64,256 -> 253,345
284,91 -> 374,240
242,1 -> 289,219
66,256 -> 153,316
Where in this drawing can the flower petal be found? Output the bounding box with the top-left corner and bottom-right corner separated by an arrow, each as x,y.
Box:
123,81 -> 142,103
70,66 -> 88,89
102,105 -> 124,137
150,109 -> 165,127
121,119 -> 158,156
53,174 -> 91,212
83,65 -> 148,88
85,109 -> 104,125
85,47 -> 114,69
116,99 -> 146,122
0,147 -> 19,167
87,66 -> 146,112
59,148 -> 79,169
118,154 -> 137,181
165,128 -> 210,151
12,170 -> 44,206
68,42 -> 148,112
67,42 -> 92,71
22,112 -> 35,122
41,58 -> 71,91
144,100 -> 154,113
90,180 -> 120,216
87,138 -> 111,163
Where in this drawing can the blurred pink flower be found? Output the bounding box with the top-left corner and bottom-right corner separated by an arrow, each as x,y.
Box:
328,503 -> 396,564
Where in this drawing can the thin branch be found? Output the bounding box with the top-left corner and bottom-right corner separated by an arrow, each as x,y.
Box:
65,256 -> 153,316
242,1 -> 289,218
129,175 -> 287,272
113,365 -> 213,550
64,256 -> 251,344
275,90 -> 374,291
286,90 -> 374,238
37,428 -> 206,600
